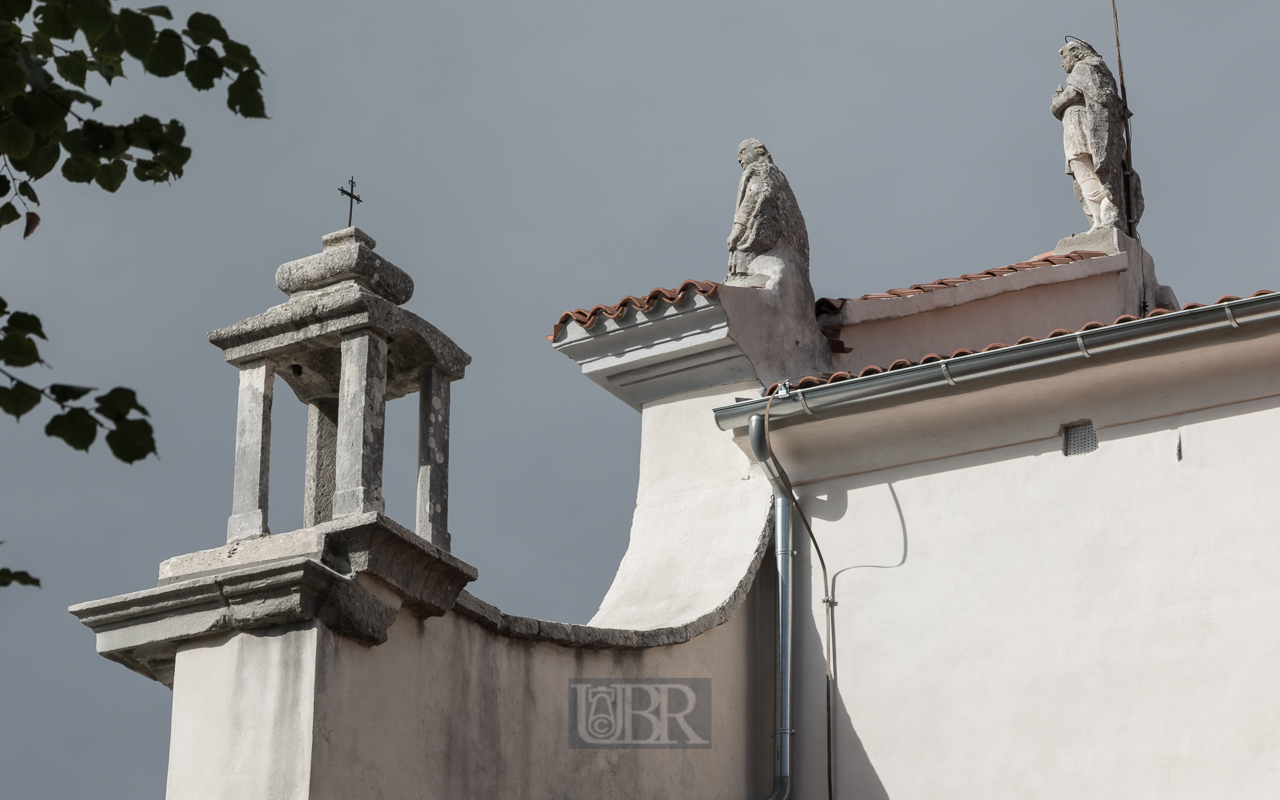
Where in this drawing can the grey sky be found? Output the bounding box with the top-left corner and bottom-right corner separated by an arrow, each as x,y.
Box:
2,1 -> 1276,796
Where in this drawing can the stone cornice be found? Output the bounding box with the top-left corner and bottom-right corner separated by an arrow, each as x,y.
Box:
70,514 -> 477,688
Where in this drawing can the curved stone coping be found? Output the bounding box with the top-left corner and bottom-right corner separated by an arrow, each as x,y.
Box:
453,509 -> 772,649
276,227 -> 415,306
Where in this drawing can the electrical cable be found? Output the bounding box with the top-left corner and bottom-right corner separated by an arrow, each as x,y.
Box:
760,384 -> 907,800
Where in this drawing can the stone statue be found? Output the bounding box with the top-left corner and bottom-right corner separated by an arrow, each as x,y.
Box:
1050,38 -> 1142,233
725,139 -> 809,288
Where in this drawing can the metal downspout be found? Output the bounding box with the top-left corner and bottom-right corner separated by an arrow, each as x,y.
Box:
750,414 -> 793,800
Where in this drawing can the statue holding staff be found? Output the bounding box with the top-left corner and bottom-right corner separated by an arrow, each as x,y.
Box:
1051,38 -> 1142,233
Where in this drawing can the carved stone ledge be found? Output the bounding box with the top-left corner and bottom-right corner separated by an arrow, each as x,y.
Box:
70,513 -> 478,688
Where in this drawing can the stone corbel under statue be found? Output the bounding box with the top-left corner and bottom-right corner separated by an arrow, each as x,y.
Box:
722,139 -> 833,382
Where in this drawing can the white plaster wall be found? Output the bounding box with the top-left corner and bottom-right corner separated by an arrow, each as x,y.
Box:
590,380 -> 772,629
787,397 -> 1280,799
166,625 -> 318,800
306,572 -> 776,800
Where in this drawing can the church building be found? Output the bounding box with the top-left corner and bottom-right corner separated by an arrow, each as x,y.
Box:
70,40 -> 1280,799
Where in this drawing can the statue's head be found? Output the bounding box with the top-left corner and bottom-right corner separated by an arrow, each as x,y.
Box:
1060,38 -> 1100,73
737,139 -> 771,169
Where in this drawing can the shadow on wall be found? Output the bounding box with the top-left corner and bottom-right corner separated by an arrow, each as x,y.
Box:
815,482 -> 910,799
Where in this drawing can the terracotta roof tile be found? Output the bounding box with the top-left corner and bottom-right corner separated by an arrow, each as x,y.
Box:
548,280 -> 718,341
815,250 -> 1109,316
766,292 -> 1276,395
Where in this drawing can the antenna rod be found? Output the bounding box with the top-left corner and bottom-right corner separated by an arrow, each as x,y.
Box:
1111,0 -> 1137,238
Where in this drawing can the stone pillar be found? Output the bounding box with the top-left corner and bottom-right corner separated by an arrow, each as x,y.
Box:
227,359 -> 274,542
332,329 -> 387,517
303,399 -> 338,527
416,367 -> 451,551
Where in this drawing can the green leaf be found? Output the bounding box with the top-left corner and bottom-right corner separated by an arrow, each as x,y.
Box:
0,200 -> 19,227
94,157 -> 126,191
95,386 -> 148,422
183,45 -> 221,90
184,12 -> 227,45
0,0 -> 35,22
67,0 -> 113,44
54,52 -> 89,88
80,120 -> 126,158
0,569 -> 41,588
0,174 -> 8,197
117,9 -> 156,59
23,210 -> 38,237
0,57 -> 27,97
95,52 -> 124,83
0,118 -> 34,158
10,93 -> 65,137
0,296 -> 7,315
138,6 -> 173,20
0,380 -> 42,418
48,384 -> 94,403
105,416 -> 154,462
16,181 -> 38,205
0,331 -> 40,366
27,30 -> 54,58
6,311 -> 45,339
143,27 -> 183,76
12,140 -> 59,179
226,69 -> 265,118
62,88 -> 101,109
34,3 -> 73,39
61,155 -> 99,182
220,40 -> 260,73
45,406 -> 97,450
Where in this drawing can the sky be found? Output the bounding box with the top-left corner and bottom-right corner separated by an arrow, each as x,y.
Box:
2,1 -> 1277,796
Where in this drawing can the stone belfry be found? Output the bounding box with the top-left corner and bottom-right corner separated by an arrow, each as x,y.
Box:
70,227 -> 477,720
210,226 -> 468,550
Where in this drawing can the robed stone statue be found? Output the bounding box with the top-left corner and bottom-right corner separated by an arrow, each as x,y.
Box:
725,139 -> 809,288
1051,38 -> 1142,233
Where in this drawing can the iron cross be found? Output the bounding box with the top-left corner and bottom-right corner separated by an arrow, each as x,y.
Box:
338,176 -> 362,227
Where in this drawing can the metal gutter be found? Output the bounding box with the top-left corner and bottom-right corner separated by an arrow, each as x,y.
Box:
749,415 -> 794,800
714,292 -> 1280,431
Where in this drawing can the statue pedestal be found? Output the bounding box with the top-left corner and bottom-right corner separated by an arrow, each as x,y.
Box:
1054,227 -> 1179,312
1054,226 -> 1130,256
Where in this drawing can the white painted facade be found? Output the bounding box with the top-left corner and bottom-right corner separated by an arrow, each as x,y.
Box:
71,220 -> 1280,798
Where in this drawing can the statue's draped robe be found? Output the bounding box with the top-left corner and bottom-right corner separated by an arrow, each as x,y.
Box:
729,159 -> 809,277
1062,56 -> 1143,228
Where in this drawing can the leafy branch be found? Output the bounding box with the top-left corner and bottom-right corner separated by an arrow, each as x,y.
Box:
0,1 -> 266,234
0,295 -> 156,461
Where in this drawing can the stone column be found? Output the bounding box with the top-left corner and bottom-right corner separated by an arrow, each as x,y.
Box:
416,367 -> 451,551
227,359 -> 274,542
332,329 -> 387,517
303,398 -> 338,527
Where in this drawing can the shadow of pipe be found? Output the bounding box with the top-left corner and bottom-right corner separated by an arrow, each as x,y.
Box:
824,481 -> 909,799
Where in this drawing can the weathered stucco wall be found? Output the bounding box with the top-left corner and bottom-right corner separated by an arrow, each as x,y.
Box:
770,335 -> 1280,798
306,572 -> 776,799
